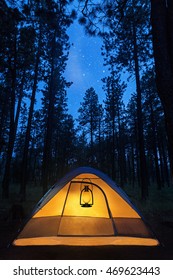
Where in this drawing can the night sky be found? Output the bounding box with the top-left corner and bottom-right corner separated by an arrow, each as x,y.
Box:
65,21 -> 135,119
5,1 -> 134,119
65,21 -> 108,118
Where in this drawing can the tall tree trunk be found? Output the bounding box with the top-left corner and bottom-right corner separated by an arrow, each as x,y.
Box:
15,70 -> 26,133
41,68 -> 55,194
151,0 -> 173,180
159,137 -> 170,188
20,28 -> 42,200
2,68 -> 26,198
42,32 -> 56,194
97,112 -> 102,168
133,22 -> 148,199
1,31 -> 17,199
90,114 -> 94,163
0,92 -> 9,154
131,139 -> 135,188
111,86 -> 116,180
117,107 -> 124,187
149,99 -> 162,189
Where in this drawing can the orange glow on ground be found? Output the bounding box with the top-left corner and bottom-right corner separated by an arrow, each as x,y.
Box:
13,236 -> 159,246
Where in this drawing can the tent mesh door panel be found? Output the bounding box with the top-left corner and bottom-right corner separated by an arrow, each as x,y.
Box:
57,216 -> 115,236
57,180 -> 116,236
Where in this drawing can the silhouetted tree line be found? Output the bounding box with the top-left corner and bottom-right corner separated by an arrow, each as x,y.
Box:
77,0 -> 172,197
0,0 -> 171,201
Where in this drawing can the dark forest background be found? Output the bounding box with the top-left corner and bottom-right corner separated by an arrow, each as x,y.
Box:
0,0 -> 173,217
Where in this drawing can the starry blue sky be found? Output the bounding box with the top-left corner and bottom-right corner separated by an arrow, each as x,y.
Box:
65,20 -> 135,119
65,21 -> 108,118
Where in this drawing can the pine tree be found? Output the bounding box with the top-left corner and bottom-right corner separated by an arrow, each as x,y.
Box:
1,5 -> 25,198
101,0 -> 151,198
126,94 -> 138,187
151,0 -> 173,181
103,69 -> 126,184
20,22 -> 42,200
41,0 -> 74,193
141,68 -> 168,188
78,87 -> 102,164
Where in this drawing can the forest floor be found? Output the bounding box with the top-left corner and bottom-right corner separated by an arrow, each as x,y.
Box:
0,183 -> 173,260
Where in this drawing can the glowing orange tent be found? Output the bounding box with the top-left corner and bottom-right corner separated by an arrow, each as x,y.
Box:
13,167 -> 159,246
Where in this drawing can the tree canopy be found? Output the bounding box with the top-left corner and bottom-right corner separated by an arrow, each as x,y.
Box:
0,0 -> 172,202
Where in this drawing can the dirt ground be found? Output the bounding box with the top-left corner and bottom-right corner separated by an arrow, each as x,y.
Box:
0,218 -> 173,260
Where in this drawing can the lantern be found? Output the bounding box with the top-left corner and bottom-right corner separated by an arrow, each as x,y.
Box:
80,185 -> 94,207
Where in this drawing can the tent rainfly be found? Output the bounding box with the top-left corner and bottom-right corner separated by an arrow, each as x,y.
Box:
13,167 -> 159,246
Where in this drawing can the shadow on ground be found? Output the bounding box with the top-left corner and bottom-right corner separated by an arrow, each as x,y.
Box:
1,244 -> 172,260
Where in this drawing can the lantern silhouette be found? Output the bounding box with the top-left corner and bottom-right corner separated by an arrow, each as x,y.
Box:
80,185 -> 94,207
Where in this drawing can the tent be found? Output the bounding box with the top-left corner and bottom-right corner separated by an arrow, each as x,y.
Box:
13,167 -> 159,246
